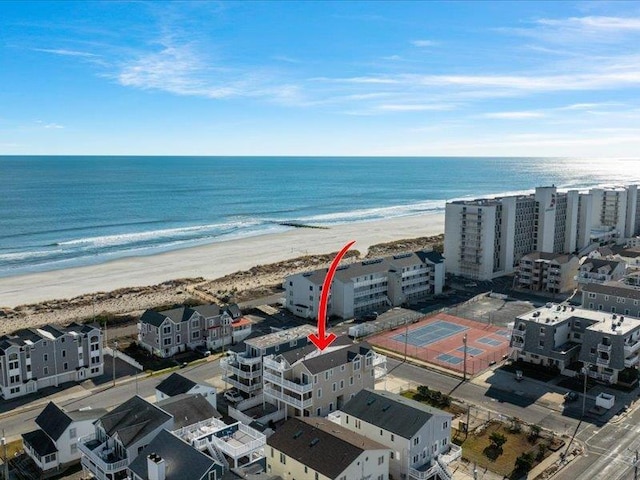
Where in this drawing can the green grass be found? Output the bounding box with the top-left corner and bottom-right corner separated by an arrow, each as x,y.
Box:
459,422 -> 552,478
401,390 -> 467,416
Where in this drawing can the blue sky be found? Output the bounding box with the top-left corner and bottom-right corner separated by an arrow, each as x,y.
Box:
2,1 -> 640,156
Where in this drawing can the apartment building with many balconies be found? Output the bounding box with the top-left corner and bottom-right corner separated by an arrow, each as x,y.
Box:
262,339 -> 387,418
284,251 -> 444,320
0,323 -> 103,400
138,303 -> 251,358
220,325 -> 316,400
445,185 -> 640,280
510,304 -> 640,384
515,251 -> 579,294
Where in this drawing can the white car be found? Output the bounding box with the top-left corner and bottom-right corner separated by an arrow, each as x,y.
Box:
224,389 -> 243,403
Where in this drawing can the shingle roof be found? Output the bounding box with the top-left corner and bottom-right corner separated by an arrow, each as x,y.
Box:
162,307 -> 195,324
98,396 -> 172,448
340,389 -> 451,439
127,430 -> 219,480
580,258 -> 623,272
582,282 -> 640,300
22,430 -> 57,456
267,417 -> 386,479
227,304 -> 242,319
35,402 -> 72,441
192,304 -> 221,318
156,394 -> 220,430
140,310 -> 169,327
278,336 -> 354,367
522,251 -> 576,264
299,342 -> 373,374
156,373 -> 197,397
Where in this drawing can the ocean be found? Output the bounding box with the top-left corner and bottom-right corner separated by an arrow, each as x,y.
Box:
2,156 -> 639,278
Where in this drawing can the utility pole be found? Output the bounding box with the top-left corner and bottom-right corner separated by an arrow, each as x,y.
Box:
463,333 -> 468,381
112,341 -> 118,388
2,428 -> 8,480
404,317 -> 409,362
634,449 -> 638,480
582,363 -> 588,418
466,404 -> 471,439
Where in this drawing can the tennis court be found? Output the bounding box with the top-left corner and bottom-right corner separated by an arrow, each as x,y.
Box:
391,320 -> 468,347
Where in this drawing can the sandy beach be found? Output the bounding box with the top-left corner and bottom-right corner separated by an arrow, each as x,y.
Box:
0,212 -> 443,334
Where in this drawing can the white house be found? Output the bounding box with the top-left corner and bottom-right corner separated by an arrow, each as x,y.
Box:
330,388 -> 457,480
21,402 -> 106,476
267,417 -> 390,480
155,372 -> 217,409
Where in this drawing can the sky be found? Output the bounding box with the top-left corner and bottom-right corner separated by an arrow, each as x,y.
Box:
2,1 -> 640,157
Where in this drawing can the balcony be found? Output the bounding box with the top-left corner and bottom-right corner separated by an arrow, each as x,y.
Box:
221,359 -> 261,380
263,371 -> 313,394
263,385 -> 313,409
624,341 -> 640,356
625,355 -> 640,368
597,343 -> 612,354
223,354 -> 262,367
78,433 -> 129,478
225,376 -> 262,393
596,357 -> 610,367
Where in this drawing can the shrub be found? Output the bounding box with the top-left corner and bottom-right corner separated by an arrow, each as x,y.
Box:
515,452 -> 535,472
528,424 -> 541,442
536,443 -> 547,461
489,432 -> 507,449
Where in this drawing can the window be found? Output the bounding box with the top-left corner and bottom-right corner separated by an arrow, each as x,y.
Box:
62,350 -> 66,358
163,338 -> 171,346
192,331 -> 200,339
280,453 -> 286,464
315,473 -> 319,480
378,455 -> 384,465
163,325 -> 171,335
391,434 -> 394,441
413,455 -> 419,463
442,438 -> 448,446
540,327 -> 545,335
176,335 -> 181,343
63,362 -> 68,370
413,436 -> 420,446
317,388 -> 322,398
43,366 -> 49,375
390,451 -> 395,459
332,382 -> 337,392
270,447 -> 274,458
588,292 -> 597,299
538,340 -> 544,348
70,443 -> 77,455
340,379 -> 344,389
69,428 -> 77,438
43,354 -> 48,362
443,421 -> 448,429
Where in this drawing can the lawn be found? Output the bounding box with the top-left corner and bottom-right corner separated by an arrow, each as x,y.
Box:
401,389 -> 467,417
459,421 -> 557,478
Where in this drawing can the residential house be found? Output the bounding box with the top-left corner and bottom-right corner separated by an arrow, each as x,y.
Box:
284,251 -> 445,320
220,325 -> 316,400
510,303 -> 640,384
330,389 -> 456,480
20,402 -> 107,477
516,251 -> 579,294
582,282 -> 640,316
613,248 -> 640,268
0,323 -> 103,400
263,339 -> 387,418
127,430 -> 223,480
156,394 -> 221,431
576,258 -> 626,287
79,395 -> 174,480
266,417 -> 390,480
155,372 -> 217,409
138,303 -> 251,358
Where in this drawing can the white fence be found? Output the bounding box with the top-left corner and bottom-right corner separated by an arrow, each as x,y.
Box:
105,347 -> 143,371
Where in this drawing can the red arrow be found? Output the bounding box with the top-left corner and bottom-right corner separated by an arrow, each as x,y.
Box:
309,240 -> 356,351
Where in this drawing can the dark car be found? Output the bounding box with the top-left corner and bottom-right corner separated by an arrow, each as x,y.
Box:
195,345 -> 211,357
363,311 -> 379,321
564,391 -> 579,402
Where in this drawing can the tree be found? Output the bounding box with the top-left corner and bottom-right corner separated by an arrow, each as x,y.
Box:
528,424 -> 541,442
489,432 -> 507,450
515,452 -> 535,472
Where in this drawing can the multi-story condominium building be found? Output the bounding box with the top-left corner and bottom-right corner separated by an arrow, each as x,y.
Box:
262,339 -> 387,418
220,325 -> 316,399
0,323 -> 103,400
267,417 -> 390,480
155,372 -> 217,409
510,304 -> 640,384
284,251 -> 444,320
582,282 -> 640,316
20,402 -> 107,478
127,430 -> 222,480
138,303 -> 251,358
576,258 -> 626,287
330,389 -> 456,480
516,251 -> 579,294
445,185 -> 640,280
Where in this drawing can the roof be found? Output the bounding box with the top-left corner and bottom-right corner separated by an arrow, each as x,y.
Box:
192,304 -> 221,318
163,307 -> 195,324
580,258 -> 624,272
35,402 -> 105,441
0,323 -> 100,353
279,336 -> 353,366
522,251 -> 576,264
127,430 -> 219,480
156,373 -> 197,397
22,430 -> 57,456
245,325 -> 316,351
140,310 -> 169,327
582,282 -> 640,300
98,396 -> 172,448
227,304 -> 242,319
267,417 -> 386,479
340,389 -> 451,439
300,342 -> 374,374
157,394 -> 220,430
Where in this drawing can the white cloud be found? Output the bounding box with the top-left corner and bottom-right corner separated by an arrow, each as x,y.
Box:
43,123 -> 64,129
377,103 -> 457,112
411,40 -> 438,47
537,16 -> 640,31
33,48 -> 100,58
483,111 -> 545,119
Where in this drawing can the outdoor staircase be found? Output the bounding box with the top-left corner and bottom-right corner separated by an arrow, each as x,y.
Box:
205,439 -> 230,472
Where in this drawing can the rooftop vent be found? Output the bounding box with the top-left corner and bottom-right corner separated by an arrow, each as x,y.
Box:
310,438 -> 320,447
336,265 -> 349,271
557,306 -> 562,311
393,253 -> 413,260
571,307 -> 575,312
367,397 -> 376,406
613,324 -> 617,331
362,258 -> 383,266
293,430 -> 303,439
613,314 -> 617,320
620,317 -> 625,322
303,272 -> 312,277
382,404 -> 391,412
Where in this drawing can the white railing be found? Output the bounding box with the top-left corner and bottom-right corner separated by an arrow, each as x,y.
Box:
440,444 -> 462,464
625,355 -> 640,368
597,343 -> 612,354
596,357 -> 610,366
225,376 -> 262,393
222,354 -> 262,367
222,362 -> 262,379
263,385 -> 313,409
174,417 -> 227,441
409,464 -> 441,480
78,436 -> 129,475
211,423 -> 266,459
263,371 -> 313,393
624,341 -> 640,356
263,356 -> 289,372
327,411 -> 342,424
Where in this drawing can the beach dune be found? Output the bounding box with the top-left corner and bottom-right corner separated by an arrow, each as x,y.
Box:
0,213 -> 444,308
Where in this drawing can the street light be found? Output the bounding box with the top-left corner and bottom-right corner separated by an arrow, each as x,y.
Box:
581,363 -> 589,418
1,429 -> 8,480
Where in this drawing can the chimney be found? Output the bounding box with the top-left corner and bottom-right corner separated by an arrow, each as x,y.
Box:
147,453 -> 166,480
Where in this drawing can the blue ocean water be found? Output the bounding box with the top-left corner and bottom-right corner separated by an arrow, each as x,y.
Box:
1,156 -> 639,277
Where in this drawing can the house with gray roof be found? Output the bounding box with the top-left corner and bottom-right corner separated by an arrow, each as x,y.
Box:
284,250 -> 445,320
262,339 -> 386,418
156,393 -> 221,430
329,388 -> 456,480
582,281 -> 640,317
0,322 -> 103,400
155,372 -> 217,408
577,258 -> 626,287
79,395 -> 174,480
510,303 -> 640,384
138,303 -> 251,358
21,402 -> 106,477
267,417 -> 390,480
127,429 -> 223,480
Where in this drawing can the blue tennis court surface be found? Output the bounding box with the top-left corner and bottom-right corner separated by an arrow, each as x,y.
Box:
436,353 -> 463,365
457,346 -> 483,356
392,320 -> 469,347
496,330 -> 511,337
477,337 -> 503,347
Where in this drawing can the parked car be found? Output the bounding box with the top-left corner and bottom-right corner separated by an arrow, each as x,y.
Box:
363,311 -> 379,321
195,345 -> 211,357
224,389 -> 243,403
564,391 -> 579,402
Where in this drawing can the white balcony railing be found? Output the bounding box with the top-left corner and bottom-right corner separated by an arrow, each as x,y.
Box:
221,362 -> 261,380
625,355 -> 640,368
596,357 -> 610,366
440,444 -> 462,464
597,343 -> 612,354
263,371 -> 313,394
225,376 -> 262,393
78,434 -> 129,475
263,385 -> 313,409
624,341 -> 640,356
263,357 -> 289,372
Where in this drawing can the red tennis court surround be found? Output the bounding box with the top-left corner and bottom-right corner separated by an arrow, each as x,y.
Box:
370,312 -> 511,376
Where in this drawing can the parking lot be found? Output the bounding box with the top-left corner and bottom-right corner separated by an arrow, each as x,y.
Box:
447,295 -> 537,328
